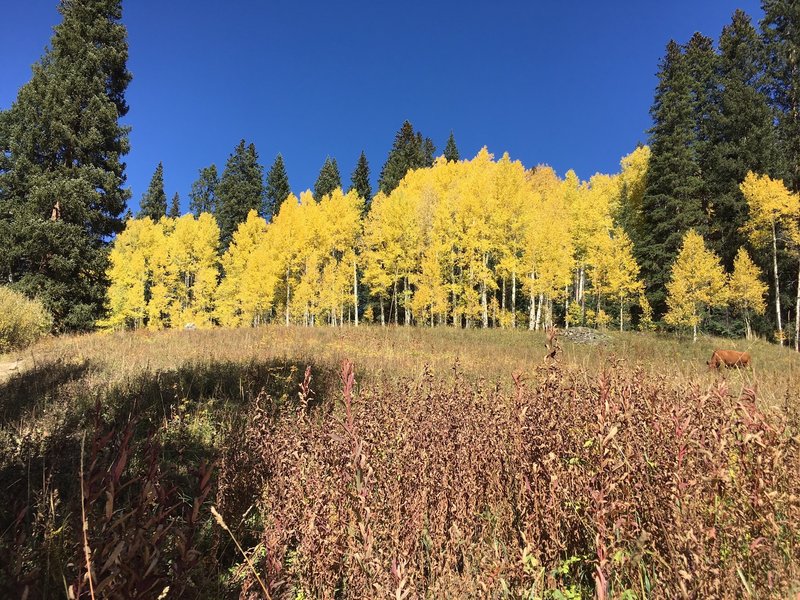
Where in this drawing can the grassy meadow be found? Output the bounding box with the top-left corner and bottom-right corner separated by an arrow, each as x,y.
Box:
1,325 -> 799,598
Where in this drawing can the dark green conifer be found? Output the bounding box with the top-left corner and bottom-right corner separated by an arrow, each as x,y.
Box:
349,151 -> 372,209
313,157 -> 342,201
168,192 -> 181,218
0,0 -> 131,330
637,40 -> 707,316
139,162 -> 167,220
444,131 -> 460,162
216,140 -> 266,249
266,154 -> 291,217
189,164 -> 218,217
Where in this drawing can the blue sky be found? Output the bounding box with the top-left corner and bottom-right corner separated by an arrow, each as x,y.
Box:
1,1 -> 763,214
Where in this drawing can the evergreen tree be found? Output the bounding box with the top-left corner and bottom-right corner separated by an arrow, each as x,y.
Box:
168,192 -> 181,218
0,0 -> 131,330
707,10 -> 778,269
444,131 -> 460,162
378,120 -> 432,194
421,135 -> 436,167
349,151 -> 372,209
313,157 -> 341,201
637,40 -> 706,316
684,33 -> 717,218
266,154 -> 291,217
216,140 -> 266,249
189,164 -> 218,217
762,0 -> 800,191
139,162 -> 167,220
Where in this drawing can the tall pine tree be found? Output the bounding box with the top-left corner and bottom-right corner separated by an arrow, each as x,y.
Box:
762,0 -> 800,191
378,120 -> 434,194
139,162 -> 167,220
168,192 -> 181,218
637,40 -> 707,316
189,164 -> 218,217
444,131 -> 460,162
313,157 -> 341,201
0,0 -> 131,330
266,154 -> 290,217
707,10 -> 778,269
216,140 -> 266,249
349,151 -> 372,209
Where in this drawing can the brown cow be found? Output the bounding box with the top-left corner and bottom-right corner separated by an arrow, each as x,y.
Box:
707,349 -> 751,370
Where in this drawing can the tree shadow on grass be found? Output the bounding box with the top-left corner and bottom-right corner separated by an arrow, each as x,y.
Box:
0,359 -> 93,425
0,356 -> 338,597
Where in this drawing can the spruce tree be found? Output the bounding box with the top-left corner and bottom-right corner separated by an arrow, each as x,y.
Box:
313,157 -> 342,201
379,120 -> 428,194
168,192 -> 181,218
266,154 -> 291,217
762,0 -> 800,191
139,162 -> 167,220
349,151 -> 372,209
0,0 -> 131,330
189,164 -> 218,217
444,131 -> 460,162
707,10 -> 778,268
216,140 -> 266,249
637,40 -> 706,316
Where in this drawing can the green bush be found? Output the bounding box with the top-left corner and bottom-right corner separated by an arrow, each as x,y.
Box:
0,287 -> 52,352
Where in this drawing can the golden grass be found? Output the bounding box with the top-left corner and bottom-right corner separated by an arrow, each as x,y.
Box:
6,324 -> 799,408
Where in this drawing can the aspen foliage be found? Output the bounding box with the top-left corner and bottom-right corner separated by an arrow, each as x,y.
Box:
728,247 -> 767,339
106,148 -> 660,331
664,230 -> 728,341
739,171 -> 799,344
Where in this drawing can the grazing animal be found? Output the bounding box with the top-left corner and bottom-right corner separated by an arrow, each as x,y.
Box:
707,349 -> 751,369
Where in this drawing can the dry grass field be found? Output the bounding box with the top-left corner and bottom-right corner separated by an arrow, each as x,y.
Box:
1,325 -> 799,598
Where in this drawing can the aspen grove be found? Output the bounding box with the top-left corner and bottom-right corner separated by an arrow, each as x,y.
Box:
104,148 -> 776,336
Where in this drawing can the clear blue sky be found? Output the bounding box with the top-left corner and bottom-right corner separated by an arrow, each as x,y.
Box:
1,1 -> 763,215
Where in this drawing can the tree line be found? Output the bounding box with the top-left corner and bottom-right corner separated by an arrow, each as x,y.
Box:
104,148 -> 777,348
2,0 -> 800,347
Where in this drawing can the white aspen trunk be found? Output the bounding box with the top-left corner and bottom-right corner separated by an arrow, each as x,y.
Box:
501,276 -> 506,315
745,312 -> 752,341
404,276 -> 411,326
693,321 -> 698,343
564,285 -> 569,329
528,282 -> 536,331
481,276 -> 488,329
392,278 -> 398,325
353,259 -> 359,327
535,293 -> 543,330
620,299 -> 624,332
380,297 -> 385,326
512,271 -> 517,328
772,222 -> 784,345
795,257 -> 800,351
285,269 -> 291,326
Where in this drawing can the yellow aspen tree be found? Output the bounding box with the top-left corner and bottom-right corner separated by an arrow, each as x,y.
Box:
664,229 -> 727,342
292,192 -> 325,325
457,147 -> 498,328
740,171 -> 799,345
216,210 -> 268,327
147,217 -> 175,329
522,166 -> 574,329
103,217 -> 159,330
492,153 -> 528,328
317,188 -> 364,326
361,192 -> 394,325
728,247 -> 767,340
168,213 -> 220,327
239,230 -> 281,326
588,226 -> 643,331
616,145 -> 650,237
270,192 -> 306,325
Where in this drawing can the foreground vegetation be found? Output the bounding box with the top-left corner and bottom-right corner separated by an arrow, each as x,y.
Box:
1,326 -> 799,598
